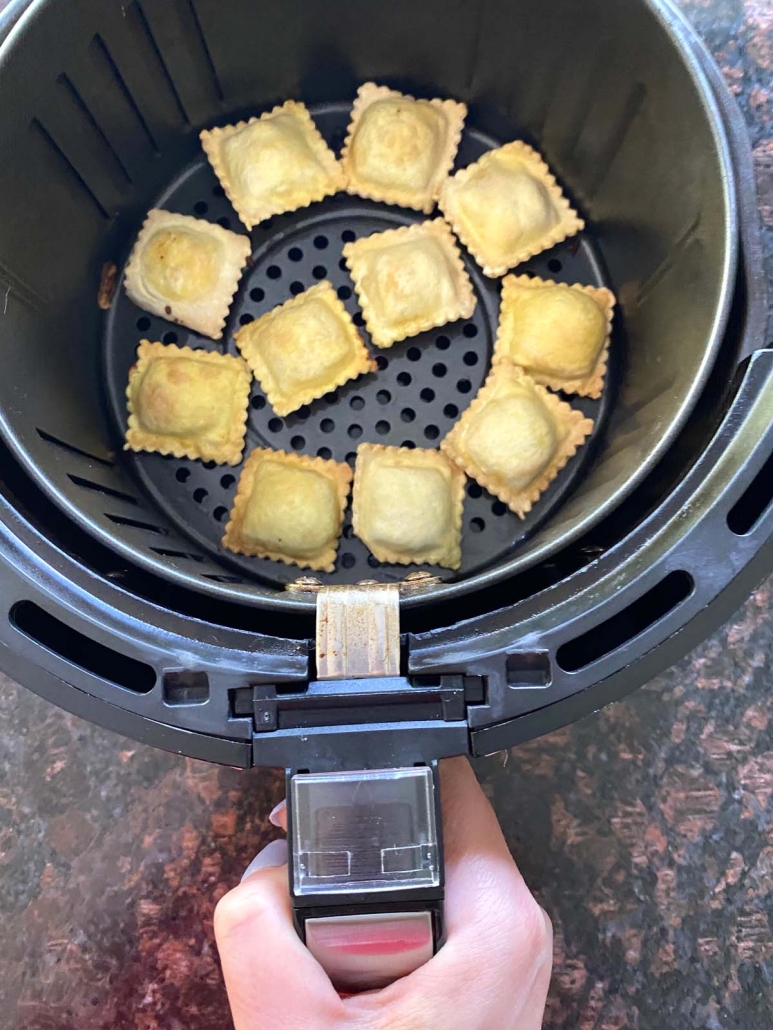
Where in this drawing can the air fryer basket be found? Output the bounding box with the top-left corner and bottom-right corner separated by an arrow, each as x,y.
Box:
0,0 -> 736,615
0,0 -> 769,770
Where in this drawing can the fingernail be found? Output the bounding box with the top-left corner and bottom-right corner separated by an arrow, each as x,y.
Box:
242,839 -> 288,880
269,799 -> 287,827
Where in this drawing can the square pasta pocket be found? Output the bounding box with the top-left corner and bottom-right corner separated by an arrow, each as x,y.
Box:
201,102 -> 345,229
344,220 -> 476,348
234,282 -> 376,416
124,209 -> 250,339
353,443 -> 465,569
222,448 -> 352,572
441,362 -> 593,518
439,141 -> 583,277
342,82 -> 466,212
494,275 -> 615,398
125,341 -> 251,465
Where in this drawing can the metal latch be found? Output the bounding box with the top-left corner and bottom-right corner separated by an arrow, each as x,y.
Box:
316,582 -> 401,679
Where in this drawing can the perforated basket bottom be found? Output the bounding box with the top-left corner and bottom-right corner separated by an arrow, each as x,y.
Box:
104,103 -> 619,590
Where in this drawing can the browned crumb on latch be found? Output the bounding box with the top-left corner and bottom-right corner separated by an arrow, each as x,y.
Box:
97,262 -> 118,310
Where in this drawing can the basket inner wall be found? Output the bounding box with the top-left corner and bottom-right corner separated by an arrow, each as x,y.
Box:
0,0 -> 733,611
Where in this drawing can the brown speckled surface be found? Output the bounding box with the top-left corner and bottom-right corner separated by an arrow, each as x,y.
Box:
1,1 -> 772,1028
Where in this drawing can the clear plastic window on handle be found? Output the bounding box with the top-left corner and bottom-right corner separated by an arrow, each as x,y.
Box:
291,767 -> 440,896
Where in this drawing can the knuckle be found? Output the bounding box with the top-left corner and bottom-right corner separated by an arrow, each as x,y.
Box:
520,898 -> 553,960
214,881 -> 271,941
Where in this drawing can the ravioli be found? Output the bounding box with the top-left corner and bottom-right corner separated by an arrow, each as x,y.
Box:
494,275 -> 615,398
125,341 -> 251,465
438,141 -> 584,277
341,82 -> 466,212
200,102 -> 345,229
124,209 -> 251,339
222,448 -> 352,571
441,362 -> 593,517
234,282 -> 376,416
344,220 -> 476,348
353,443 -> 465,569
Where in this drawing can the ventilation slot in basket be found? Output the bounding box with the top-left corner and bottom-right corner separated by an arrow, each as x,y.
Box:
556,571 -> 694,672
37,428 -> 114,466
68,474 -> 138,505
105,513 -> 168,535
726,450 -> 773,536
11,601 -> 156,693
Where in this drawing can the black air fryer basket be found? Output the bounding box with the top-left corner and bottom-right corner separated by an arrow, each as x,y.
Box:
0,0 -> 770,983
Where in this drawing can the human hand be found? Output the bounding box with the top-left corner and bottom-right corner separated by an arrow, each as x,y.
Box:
215,757 -> 553,1029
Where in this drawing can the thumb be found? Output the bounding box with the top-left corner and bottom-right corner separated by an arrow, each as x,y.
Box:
215,843 -> 343,1030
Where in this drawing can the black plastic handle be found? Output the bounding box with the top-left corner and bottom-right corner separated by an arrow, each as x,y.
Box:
285,764 -> 445,992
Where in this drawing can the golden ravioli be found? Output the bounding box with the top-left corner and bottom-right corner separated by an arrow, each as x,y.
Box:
344,220 -> 476,348
495,275 -> 615,398
441,363 -> 593,518
222,448 -> 352,571
341,82 -> 466,212
200,102 -> 345,229
353,443 -> 465,569
124,210 -> 251,339
125,341 -> 251,465
438,141 -> 584,277
234,282 -> 376,417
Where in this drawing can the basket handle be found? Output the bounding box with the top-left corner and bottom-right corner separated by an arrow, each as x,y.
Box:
285,584 -> 446,992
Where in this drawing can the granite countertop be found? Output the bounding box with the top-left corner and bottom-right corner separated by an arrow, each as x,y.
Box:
1,1 -> 772,1028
